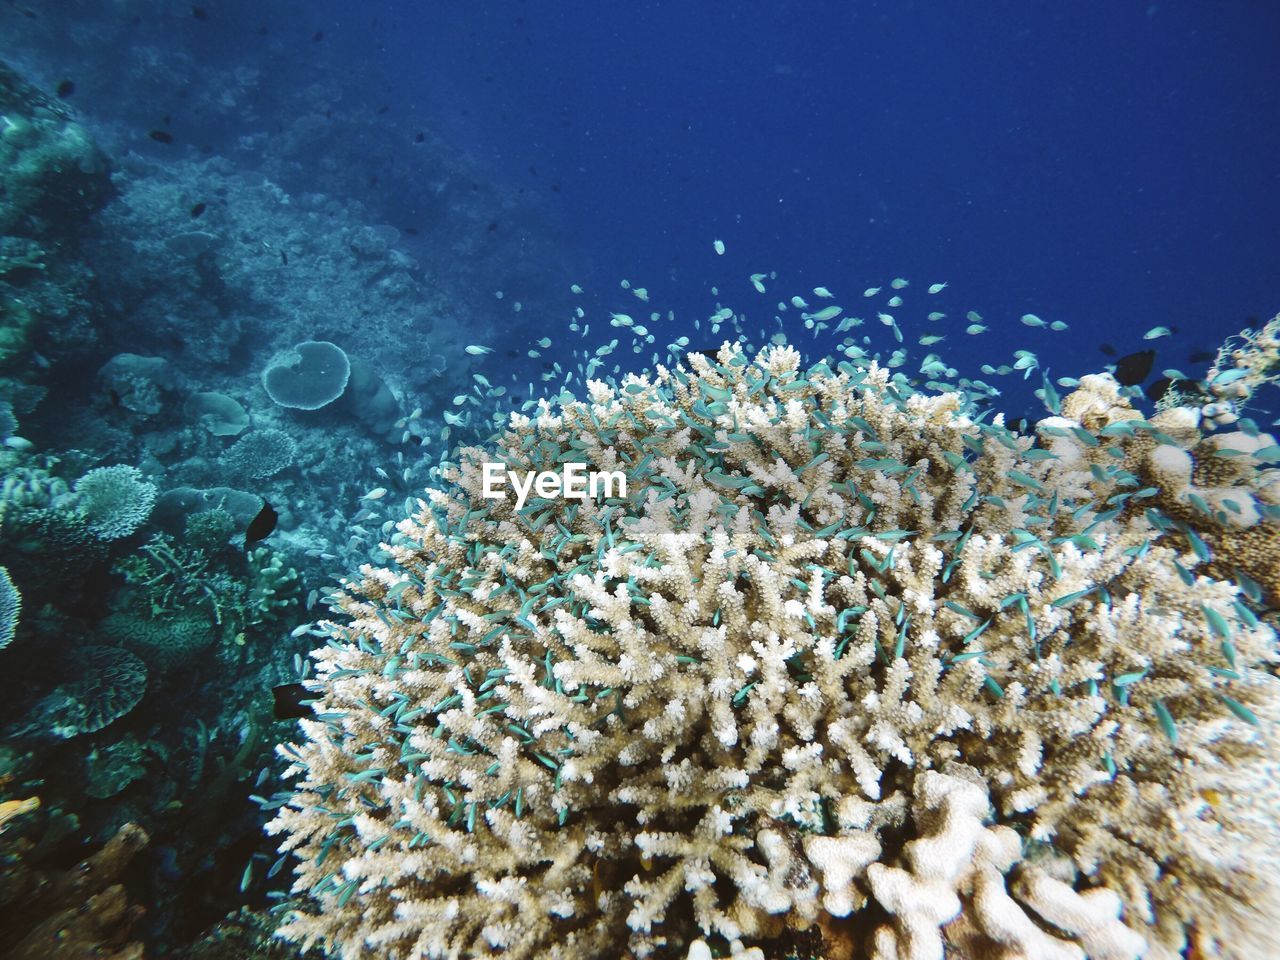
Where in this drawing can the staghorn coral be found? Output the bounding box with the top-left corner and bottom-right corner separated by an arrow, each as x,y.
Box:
268,344 -> 1279,960
111,532 -> 300,648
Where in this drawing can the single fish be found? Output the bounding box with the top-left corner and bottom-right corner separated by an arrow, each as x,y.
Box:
245,500 -> 278,548
272,683 -> 316,720
1114,349 -> 1156,386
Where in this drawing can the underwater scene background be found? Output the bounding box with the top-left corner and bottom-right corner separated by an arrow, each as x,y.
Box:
0,2 -> 1277,959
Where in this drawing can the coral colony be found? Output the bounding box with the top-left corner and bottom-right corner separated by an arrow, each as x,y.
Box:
268,329 -> 1280,960
0,40 -> 1277,960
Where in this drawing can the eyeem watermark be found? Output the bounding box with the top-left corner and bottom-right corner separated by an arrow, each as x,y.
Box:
481,462 -> 626,509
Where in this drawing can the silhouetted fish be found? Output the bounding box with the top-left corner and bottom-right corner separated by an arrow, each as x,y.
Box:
1099,343 -> 1117,358
313,30 -> 324,41
190,202 -> 206,219
192,5 -> 208,19
414,131 -> 425,143
245,500 -> 278,548
148,129 -> 173,144
280,250 -> 288,266
272,683 -> 316,720
1114,349 -> 1156,386
107,388 -> 122,408
55,79 -> 75,98
1145,377 -> 1173,403
1188,348 -> 1216,363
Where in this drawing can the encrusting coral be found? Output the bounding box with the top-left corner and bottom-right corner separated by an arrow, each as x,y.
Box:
267,343 -> 1279,960
0,820 -> 149,960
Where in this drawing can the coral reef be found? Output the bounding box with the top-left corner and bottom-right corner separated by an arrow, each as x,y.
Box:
185,391 -> 251,437
224,429 -> 300,480
0,60 -> 112,374
0,820 -> 149,960
98,354 -> 177,419
71,465 -> 158,541
263,341 -> 352,411
14,645 -> 147,740
269,344 -> 1278,960
108,528 -> 301,654
0,564 -> 18,648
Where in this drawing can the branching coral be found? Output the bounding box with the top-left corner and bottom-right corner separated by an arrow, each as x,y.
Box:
72,464 -> 157,540
224,428 -> 299,479
268,344 -> 1279,960
112,533 -> 301,645
0,563 -> 18,648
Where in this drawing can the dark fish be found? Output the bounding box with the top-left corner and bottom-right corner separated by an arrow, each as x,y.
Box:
487,221 -> 498,232
107,388 -> 122,408
245,500 -> 278,548
1145,377 -> 1173,403
272,683 -> 316,720
148,129 -> 174,144
403,227 -> 419,236
1114,349 -> 1156,386
1188,348 -> 1216,363
550,184 -> 561,193
55,79 -> 75,98
192,5 -> 208,19
280,249 -> 288,266
189,202 -> 206,218
1099,343 -> 1117,357
407,433 -> 424,445
313,30 -> 324,41
376,104 -> 390,116
257,25 -> 268,36
1008,416 -> 1030,434
414,131 -> 425,143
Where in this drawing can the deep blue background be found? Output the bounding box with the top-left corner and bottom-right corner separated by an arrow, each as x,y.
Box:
22,0 -> 1280,409
327,0 -> 1277,398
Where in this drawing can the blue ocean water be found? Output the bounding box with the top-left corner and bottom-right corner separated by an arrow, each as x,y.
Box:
0,1 -> 1277,956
